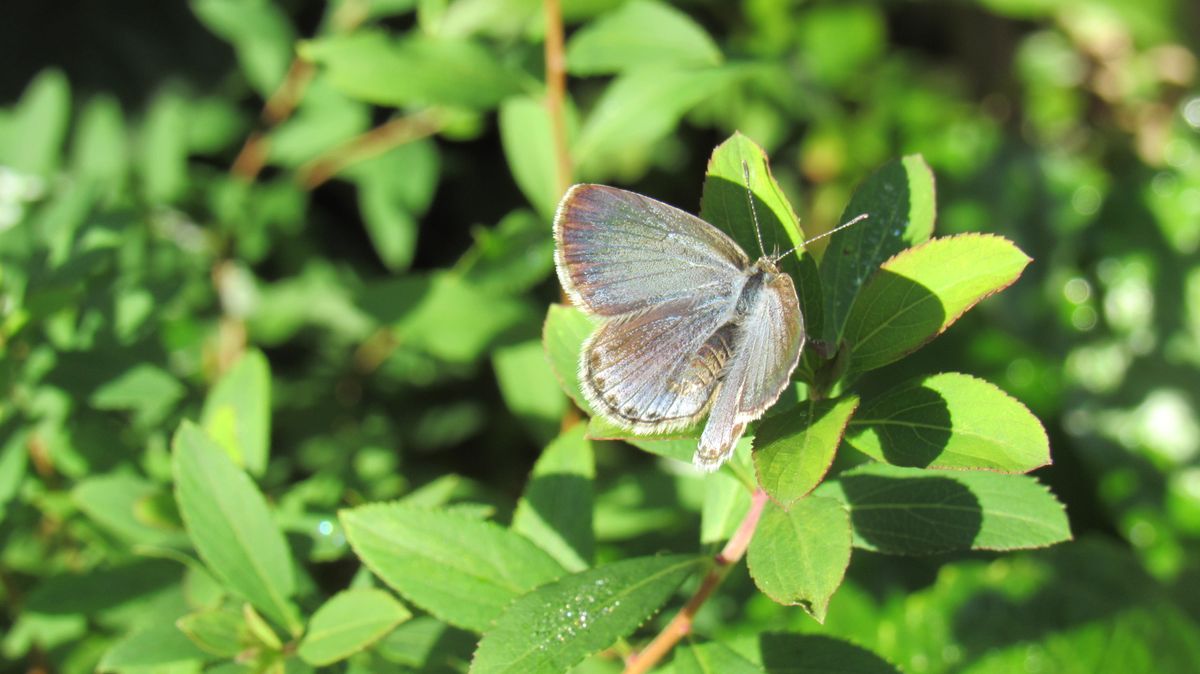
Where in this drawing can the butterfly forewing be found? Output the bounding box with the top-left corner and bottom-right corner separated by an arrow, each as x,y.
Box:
555,185 -> 749,316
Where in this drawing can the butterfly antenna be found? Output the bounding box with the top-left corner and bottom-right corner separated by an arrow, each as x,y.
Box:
742,160 -> 768,258
772,213 -> 870,261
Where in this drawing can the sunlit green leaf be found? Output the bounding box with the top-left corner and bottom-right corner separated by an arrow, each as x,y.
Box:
98,623 -> 208,673
819,155 -> 935,344
566,0 -> 721,75
2,69 -> 70,176
340,502 -> 564,631
300,31 -> 519,109
298,588 -> 412,666
493,339 -> 569,442
470,555 -> 704,673
676,640 -> 765,674
846,372 -> 1049,472
747,497 -> 851,622
754,396 -> 859,507
172,422 -> 300,633
843,234 -> 1031,372
542,303 -> 598,413
499,96 -> 571,222
575,66 -> 741,179
191,0 -> 296,96
201,349 -> 271,476
513,425 -> 595,571
176,606 -> 245,657
815,463 -> 1071,555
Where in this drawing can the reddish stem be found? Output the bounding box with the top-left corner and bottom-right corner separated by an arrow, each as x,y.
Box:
624,489 -> 770,674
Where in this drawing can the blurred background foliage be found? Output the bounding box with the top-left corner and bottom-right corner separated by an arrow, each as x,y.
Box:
1,0 -> 1199,672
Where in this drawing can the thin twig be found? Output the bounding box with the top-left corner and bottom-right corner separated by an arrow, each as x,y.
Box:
544,0 -> 572,198
544,0 -> 581,430
296,112 -> 442,190
230,59 -> 316,183
624,489 -> 770,674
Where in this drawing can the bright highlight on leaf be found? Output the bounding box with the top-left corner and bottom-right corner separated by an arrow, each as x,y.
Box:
843,233 -> 1032,372
201,348 -> 271,476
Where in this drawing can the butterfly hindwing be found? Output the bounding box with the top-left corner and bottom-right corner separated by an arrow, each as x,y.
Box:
582,298 -> 738,433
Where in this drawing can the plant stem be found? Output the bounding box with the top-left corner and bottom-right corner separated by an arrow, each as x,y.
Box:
230,59 -> 315,183
296,111 -> 442,189
623,489 -> 770,674
544,0 -> 572,198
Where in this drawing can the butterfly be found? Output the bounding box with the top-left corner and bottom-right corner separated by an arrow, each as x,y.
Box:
553,174 -> 865,471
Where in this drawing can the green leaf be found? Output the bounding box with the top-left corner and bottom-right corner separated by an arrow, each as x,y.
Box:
201,349 -> 271,476
300,31 -> 519,109
700,132 -> 802,257
512,425 -> 595,572
190,0 -> 296,96
89,363 -> 185,427
754,396 -> 860,508
138,90 -> 189,205
701,471 -> 752,544
843,234 -> 1032,372
588,420 -> 696,463
676,640 -> 765,674
470,555 -> 704,674
499,96 -> 571,222
176,606 -> 246,657
72,472 -> 187,547
1,69 -> 70,177
819,155 -> 936,344
375,616 -> 477,669
298,588 -> 413,666
351,138 -> 440,272
71,93 -> 129,191
542,303 -> 598,414
747,497 -> 852,622
360,271 -> 535,364
700,132 -> 824,340
340,502 -> 564,631
98,623 -> 208,673
172,422 -> 300,634
757,633 -> 901,673
460,209 -> 556,295
815,463 -> 1072,555
566,0 -> 721,75
846,372 -> 1050,472
0,432 -> 27,524
493,339 -> 569,442
267,79 -> 370,167
575,66 -> 741,179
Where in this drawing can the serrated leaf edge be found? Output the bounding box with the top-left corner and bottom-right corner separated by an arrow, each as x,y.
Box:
845,233 -> 1031,371
846,371 -> 1052,474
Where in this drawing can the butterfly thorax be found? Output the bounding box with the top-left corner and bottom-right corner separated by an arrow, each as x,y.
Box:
733,257 -> 788,321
